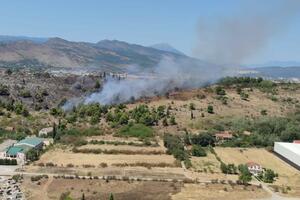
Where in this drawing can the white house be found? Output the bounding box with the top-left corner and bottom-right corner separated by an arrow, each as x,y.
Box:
246,162 -> 263,176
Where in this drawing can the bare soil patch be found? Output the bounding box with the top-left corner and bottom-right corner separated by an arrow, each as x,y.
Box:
22,177 -> 182,200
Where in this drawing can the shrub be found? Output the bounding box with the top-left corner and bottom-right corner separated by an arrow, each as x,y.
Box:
207,105 -> 214,114
0,158 -> 17,165
191,145 -> 207,157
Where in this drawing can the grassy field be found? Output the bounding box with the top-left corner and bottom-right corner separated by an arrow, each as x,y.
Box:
190,152 -> 221,173
215,147 -> 300,196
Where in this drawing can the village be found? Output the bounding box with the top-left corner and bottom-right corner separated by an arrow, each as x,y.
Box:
0,123 -> 299,199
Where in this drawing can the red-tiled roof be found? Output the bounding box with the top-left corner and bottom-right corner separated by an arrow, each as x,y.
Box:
246,161 -> 261,167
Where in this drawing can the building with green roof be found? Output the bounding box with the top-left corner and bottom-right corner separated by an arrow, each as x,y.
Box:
4,137 -> 44,162
15,137 -> 44,148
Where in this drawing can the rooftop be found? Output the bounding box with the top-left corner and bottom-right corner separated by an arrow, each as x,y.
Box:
246,162 -> 261,167
15,137 -> 44,147
6,146 -> 24,156
275,142 -> 300,155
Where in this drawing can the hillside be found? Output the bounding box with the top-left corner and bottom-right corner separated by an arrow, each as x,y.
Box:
0,36 -> 190,71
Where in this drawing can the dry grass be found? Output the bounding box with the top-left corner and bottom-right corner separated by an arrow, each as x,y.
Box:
36,149 -> 175,166
22,176 -> 182,200
171,183 -> 269,200
191,152 -> 221,173
126,87 -> 298,134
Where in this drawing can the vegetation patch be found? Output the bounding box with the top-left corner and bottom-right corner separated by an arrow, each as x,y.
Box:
116,123 -> 154,139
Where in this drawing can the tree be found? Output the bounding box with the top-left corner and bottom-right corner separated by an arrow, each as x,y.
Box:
207,105 -> 214,114
220,162 -> 228,174
190,111 -> 194,119
81,193 -> 85,200
26,148 -> 40,162
238,164 -> 252,185
109,193 -> 114,200
260,109 -> 268,116
52,123 -> 57,139
191,145 -> 207,157
215,86 -> 226,95
169,115 -> 176,125
191,133 -> 215,147
162,118 -> 168,126
189,103 -> 195,110
94,80 -> 101,89
5,69 -> 12,75
262,169 -> 277,183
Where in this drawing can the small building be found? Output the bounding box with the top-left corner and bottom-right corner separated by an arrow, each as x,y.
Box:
38,127 -> 53,137
215,131 -> 233,143
3,137 -> 44,164
246,162 -> 263,176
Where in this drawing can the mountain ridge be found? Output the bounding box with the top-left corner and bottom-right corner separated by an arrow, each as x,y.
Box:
0,36 -> 190,71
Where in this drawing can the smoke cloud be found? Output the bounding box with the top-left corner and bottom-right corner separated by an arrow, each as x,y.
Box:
63,0 -> 300,108
194,0 -> 300,65
83,57 -> 231,105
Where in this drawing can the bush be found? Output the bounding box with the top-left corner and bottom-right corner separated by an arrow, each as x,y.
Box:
207,105 -> 214,114
0,84 -> 10,95
191,145 -> 207,157
117,123 -> 153,139
215,86 -> 226,95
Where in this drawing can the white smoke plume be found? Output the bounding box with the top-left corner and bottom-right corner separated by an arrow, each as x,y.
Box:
63,0 -> 300,108
83,57 -> 232,105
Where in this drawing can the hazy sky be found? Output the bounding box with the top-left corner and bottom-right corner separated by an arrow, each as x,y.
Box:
1,0 -> 299,64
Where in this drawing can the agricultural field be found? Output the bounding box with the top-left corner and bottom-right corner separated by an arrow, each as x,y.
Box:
35,148 -> 176,167
171,183 -> 269,200
215,147 -> 300,196
21,176 -> 182,200
190,151 -> 221,173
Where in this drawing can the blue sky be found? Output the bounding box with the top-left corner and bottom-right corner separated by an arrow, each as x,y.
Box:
0,0 -> 299,64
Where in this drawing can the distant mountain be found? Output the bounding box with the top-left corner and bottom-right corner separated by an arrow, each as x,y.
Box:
150,43 -> 185,56
0,36 -> 193,71
0,35 -> 48,44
